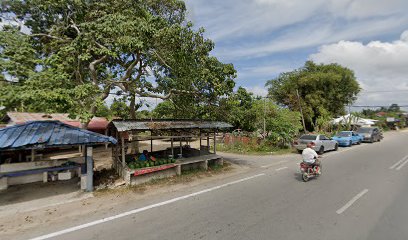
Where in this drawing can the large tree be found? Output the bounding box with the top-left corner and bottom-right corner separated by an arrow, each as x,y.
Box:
266,61 -> 360,131
0,0 -> 236,125
151,87 -> 257,129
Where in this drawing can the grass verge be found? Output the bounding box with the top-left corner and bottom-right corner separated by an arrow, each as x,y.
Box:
95,162 -> 233,196
216,143 -> 297,155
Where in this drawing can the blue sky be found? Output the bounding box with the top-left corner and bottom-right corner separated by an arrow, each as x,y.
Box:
184,0 -> 408,109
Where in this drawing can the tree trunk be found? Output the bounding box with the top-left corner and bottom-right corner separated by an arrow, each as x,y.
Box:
129,93 -> 136,119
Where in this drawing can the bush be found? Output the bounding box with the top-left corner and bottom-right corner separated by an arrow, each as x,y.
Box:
217,138 -> 292,155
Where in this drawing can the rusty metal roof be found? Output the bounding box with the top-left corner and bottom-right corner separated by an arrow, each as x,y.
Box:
5,112 -> 109,131
111,120 -> 233,132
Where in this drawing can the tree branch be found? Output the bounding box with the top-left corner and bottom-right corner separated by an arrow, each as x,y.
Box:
69,18 -> 109,51
29,33 -> 67,41
89,56 -> 107,84
120,54 -> 140,82
134,88 -> 196,100
69,19 -> 81,35
150,49 -> 172,69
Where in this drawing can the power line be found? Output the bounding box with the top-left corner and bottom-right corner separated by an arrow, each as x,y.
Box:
351,105 -> 408,108
360,90 -> 408,93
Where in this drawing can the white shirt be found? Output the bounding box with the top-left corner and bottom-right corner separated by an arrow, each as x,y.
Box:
302,147 -> 319,164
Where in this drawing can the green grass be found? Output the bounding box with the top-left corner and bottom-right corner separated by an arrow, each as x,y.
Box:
216,143 -> 296,155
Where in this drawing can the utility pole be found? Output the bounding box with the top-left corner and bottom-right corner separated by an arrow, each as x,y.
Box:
296,89 -> 307,133
263,97 -> 266,135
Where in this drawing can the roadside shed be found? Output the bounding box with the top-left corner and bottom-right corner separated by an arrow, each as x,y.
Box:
0,121 -> 117,191
108,120 -> 233,185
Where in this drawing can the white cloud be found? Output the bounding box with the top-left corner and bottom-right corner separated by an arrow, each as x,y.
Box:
239,64 -> 292,81
244,85 -> 268,97
185,0 -> 408,61
310,30 -> 408,108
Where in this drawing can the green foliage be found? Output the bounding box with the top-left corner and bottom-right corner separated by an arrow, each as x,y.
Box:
252,99 -> 302,145
152,100 -> 176,118
0,0 -> 236,124
110,98 -> 131,119
219,87 -> 257,131
266,61 -> 361,131
217,141 -> 293,155
388,104 -> 401,112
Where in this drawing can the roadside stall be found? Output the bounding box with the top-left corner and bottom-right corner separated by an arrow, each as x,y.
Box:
0,121 -> 117,192
108,120 -> 232,185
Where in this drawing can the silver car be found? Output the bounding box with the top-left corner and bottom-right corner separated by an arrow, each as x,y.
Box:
294,134 -> 338,154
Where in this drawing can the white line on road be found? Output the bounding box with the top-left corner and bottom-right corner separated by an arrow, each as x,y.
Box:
336,189 -> 369,215
276,167 -> 288,171
29,173 -> 266,240
389,155 -> 408,170
261,160 -> 288,168
396,158 -> 408,170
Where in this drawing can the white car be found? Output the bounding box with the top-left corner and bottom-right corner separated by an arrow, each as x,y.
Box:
294,134 -> 338,154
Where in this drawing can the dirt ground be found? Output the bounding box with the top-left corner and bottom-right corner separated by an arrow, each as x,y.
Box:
0,138 -> 223,239
0,161 -> 249,239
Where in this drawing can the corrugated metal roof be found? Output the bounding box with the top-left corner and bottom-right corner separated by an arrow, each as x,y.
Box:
0,121 -> 117,150
111,120 -> 233,132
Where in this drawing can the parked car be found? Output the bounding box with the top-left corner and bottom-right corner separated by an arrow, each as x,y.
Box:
294,134 -> 338,154
356,127 -> 383,143
332,131 -> 363,147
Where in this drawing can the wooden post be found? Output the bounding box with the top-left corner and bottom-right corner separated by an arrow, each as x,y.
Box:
199,130 -> 202,155
171,138 -> 174,156
115,131 -> 119,172
86,146 -> 94,192
213,131 -> 216,154
121,134 -> 126,168
180,139 -> 183,157
207,134 -> 210,153
31,149 -> 35,161
150,134 -> 153,153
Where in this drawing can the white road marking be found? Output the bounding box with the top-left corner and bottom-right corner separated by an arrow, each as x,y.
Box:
396,158 -> 408,170
261,160 -> 288,168
389,155 -> 408,170
276,167 -> 288,171
29,173 -> 266,240
336,189 -> 369,215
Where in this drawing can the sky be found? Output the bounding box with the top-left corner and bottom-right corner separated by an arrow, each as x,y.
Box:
184,0 -> 408,111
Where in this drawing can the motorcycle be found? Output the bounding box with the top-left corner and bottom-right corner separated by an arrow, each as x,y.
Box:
300,160 -> 322,182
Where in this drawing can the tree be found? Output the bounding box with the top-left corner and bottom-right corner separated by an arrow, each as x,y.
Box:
266,61 -> 360,131
388,104 -> 401,112
0,0 -> 236,125
223,87 -> 257,131
252,99 -> 302,144
110,98 -> 131,120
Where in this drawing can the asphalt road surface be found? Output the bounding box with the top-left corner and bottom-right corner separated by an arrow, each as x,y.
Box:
24,131 -> 408,240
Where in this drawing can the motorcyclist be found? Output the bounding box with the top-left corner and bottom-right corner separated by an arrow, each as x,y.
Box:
302,142 -> 321,173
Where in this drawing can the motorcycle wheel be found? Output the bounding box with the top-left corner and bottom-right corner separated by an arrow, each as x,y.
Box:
302,173 -> 309,182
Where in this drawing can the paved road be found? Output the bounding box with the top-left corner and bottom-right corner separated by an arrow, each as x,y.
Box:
24,131 -> 408,240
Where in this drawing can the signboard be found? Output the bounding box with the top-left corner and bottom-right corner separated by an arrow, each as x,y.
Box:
386,117 -> 395,122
